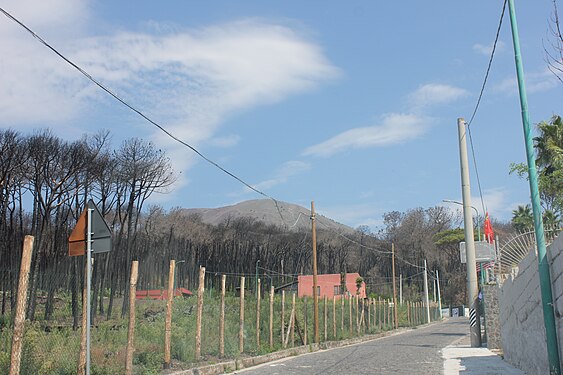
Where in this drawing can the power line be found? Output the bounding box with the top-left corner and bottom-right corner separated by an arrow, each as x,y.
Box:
0,6 -> 289,228
465,0 -> 507,217
467,0 -> 507,127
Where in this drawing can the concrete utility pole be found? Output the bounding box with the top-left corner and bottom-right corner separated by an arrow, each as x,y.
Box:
423,259 -> 431,323
507,1 -> 561,372
311,201 -> 319,343
436,270 -> 443,319
457,118 -> 481,347
392,243 -> 399,328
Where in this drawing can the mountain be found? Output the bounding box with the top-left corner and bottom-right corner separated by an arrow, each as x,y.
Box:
182,199 -> 355,234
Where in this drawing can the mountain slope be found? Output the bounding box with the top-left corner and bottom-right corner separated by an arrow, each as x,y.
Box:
183,199 -> 355,234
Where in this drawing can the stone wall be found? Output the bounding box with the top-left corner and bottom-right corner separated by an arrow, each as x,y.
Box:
482,284 -> 501,350
498,233 -> 563,375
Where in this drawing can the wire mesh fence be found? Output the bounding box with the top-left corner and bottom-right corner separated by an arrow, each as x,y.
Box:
1,257 -> 441,374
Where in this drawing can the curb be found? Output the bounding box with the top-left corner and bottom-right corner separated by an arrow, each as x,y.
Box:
168,323 -> 439,375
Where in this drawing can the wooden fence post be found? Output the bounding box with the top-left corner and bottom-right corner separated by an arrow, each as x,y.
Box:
269,285 -> 274,349
125,261 -> 139,375
332,296 -> 336,339
164,260 -> 175,369
340,295 -> 346,336
239,276 -> 245,354
281,290 -> 286,348
349,296 -> 353,336
256,278 -> 261,348
220,275 -> 226,357
378,297 -> 381,330
355,296 -> 359,329
9,235 -> 34,375
323,296 -> 327,341
303,296 -> 307,346
291,293 -> 296,347
367,298 -> 371,331
195,267 -> 205,360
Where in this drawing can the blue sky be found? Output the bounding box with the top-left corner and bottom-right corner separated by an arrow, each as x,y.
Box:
1,0 -> 561,230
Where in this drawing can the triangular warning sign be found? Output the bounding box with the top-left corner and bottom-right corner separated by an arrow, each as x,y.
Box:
68,208 -> 87,256
68,200 -> 112,256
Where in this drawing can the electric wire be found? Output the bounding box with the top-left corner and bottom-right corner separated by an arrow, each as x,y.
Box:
2,6 -> 440,280
467,0 -> 507,127
0,6 -> 288,228
465,0 -> 507,217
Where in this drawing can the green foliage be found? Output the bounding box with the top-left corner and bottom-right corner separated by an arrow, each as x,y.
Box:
0,289 -> 442,374
512,205 -> 533,232
355,277 -> 363,295
510,115 -> 563,216
433,228 -> 464,246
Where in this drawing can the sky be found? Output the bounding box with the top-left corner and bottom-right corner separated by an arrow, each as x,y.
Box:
0,0 -> 562,231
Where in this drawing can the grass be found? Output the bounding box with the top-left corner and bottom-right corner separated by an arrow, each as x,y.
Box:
0,291 -> 440,374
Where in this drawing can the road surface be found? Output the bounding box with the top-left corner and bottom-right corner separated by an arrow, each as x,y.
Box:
234,318 -> 471,375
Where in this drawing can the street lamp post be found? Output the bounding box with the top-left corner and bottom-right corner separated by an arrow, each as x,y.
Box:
442,199 -> 481,241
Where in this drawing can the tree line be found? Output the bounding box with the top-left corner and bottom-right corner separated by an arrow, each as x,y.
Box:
7,123 -> 557,328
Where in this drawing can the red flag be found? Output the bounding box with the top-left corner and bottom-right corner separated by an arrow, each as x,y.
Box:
484,212 -> 494,243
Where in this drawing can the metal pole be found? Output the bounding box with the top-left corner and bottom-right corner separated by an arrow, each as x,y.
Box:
311,201 -> 319,343
443,200 -> 480,240
457,118 -> 481,347
423,259 -> 431,323
392,243 -> 398,328
86,207 -> 93,375
399,274 -> 403,305
436,270 -> 443,319
507,1 -> 561,372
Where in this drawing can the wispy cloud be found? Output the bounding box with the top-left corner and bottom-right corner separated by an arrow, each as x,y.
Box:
493,69 -> 558,95
441,188 -> 514,221
408,83 -> 469,109
248,160 -> 311,191
0,5 -> 339,180
317,204 -> 384,231
208,134 -> 241,148
303,113 -> 429,158
473,41 -> 505,56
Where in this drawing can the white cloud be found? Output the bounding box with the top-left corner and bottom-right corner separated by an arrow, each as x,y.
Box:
317,204 -> 384,231
473,41 -> 505,56
0,1 -> 92,127
0,6 -> 339,179
208,134 -> 241,148
249,160 -> 311,191
441,188 -> 512,220
493,69 -> 558,95
408,83 -> 469,108
303,113 -> 429,158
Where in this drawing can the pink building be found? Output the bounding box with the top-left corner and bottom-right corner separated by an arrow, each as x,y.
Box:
298,273 -> 366,298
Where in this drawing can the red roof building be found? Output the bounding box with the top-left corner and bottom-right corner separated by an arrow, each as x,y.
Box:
298,273 -> 366,299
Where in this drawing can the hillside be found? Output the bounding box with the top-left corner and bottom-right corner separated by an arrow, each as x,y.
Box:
183,199 -> 355,234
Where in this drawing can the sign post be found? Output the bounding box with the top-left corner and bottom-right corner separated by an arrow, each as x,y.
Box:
86,206 -> 92,375
68,199 -> 112,375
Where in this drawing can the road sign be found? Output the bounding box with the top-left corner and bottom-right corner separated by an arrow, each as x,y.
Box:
68,199 -> 112,256
459,241 -> 495,264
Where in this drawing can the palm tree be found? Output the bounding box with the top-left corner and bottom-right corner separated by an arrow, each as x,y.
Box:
512,205 -> 533,232
534,115 -> 563,216
542,210 -> 561,228
535,115 -> 563,174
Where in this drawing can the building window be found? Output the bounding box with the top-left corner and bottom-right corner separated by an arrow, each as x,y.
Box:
334,285 -> 342,295
312,286 -> 320,296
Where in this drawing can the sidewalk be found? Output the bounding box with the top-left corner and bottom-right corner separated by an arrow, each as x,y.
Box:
442,335 -> 526,374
